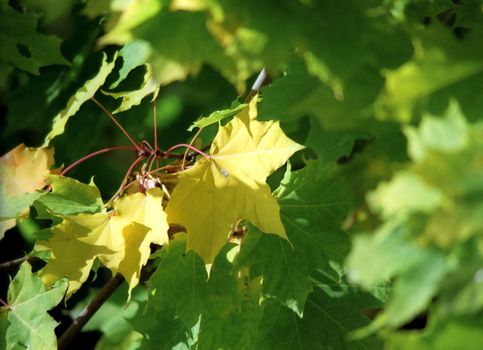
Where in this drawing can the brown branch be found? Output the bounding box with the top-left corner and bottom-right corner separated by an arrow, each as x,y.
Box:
57,273 -> 124,350
0,256 -> 39,273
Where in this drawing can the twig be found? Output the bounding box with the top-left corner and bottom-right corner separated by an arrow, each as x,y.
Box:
164,144 -> 210,159
57,273 -> 125,350
251,67 -> 267,92
0,256 -> 39,273
60,146 -> 134,176
91,97 -> 140,150
245,67 -> 268,102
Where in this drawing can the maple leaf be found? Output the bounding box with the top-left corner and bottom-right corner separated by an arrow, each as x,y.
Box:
0,144 -> 56,196
0,144 -> 56,238
114,188 -> 169,246
36,212 -> 121,298
166,99 -> 304,263
2,262 -> 68,350
36,189 -> 169,297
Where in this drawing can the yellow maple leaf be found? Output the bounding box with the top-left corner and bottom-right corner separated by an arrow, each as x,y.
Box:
0,144 -> 56,238
113,188 -> 169,246
166,100 -> 304,263
109,188 -> 169,295
36,212 -> 118,298
37,189 -> 169,298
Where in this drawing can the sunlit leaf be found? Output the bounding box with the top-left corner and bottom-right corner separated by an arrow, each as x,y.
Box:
166,100 -> 304,263
42,52 -> 117,146
2,262 -> 67,350
36,189 -> 169,297
0,144 -> 56,238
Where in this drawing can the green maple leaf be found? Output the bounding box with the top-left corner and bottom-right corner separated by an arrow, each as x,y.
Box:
347,221 -> 448,331
188,101 -> 247,131
146,236 -> 208,327
109,40 -> 151,90
132,235 -> 205,349
376,26 -> 483,121
236,161 -> 351,316
35,175 -> 103,216
166,99 -> 304,263
103,64 -> 158,114
348,102 -> 483,337
1,262 -> 67,350
255,288 -> 381,350
0,0 -> 69,76
42,52 -> 117,146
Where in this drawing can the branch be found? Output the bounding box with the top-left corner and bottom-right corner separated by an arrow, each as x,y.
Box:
60,146 -> 135,176
57,273 -> 124,350
0,256 -> 39,273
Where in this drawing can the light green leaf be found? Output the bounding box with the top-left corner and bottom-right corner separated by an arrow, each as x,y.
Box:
376,26 -> 483,122
98,0 -> 161,46
103,65 -> 158,114
367,172 -> 446,219
347,222 -> 435,289
3,262 -> 67,350
348,221 -> 448,330
380,253 -> 447,328
35,175 -> 103,215
42,52 -> 117,146
386,315 -> 483,350
188,102 -> 247,131
110,40 -> 151,89
404,100 -> 469,162
0,189 -> 44,219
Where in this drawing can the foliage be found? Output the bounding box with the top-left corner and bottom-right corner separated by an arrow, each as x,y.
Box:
0,262 -> 67,350
1,0 -> 483,349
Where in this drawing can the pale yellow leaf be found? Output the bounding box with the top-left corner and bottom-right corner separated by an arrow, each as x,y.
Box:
0,144 -> 55,196
37,190 -> 169,297
0,144 -> 56,238
114,188 -> 169,246
166,102 -> 304,263
36,212 -> 121,298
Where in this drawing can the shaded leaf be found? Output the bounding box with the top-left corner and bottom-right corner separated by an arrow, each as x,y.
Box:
236,161 -> 351,315
0,2 -> 69,75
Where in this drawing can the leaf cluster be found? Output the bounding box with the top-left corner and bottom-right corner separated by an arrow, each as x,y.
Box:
1,0 -> 483,349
